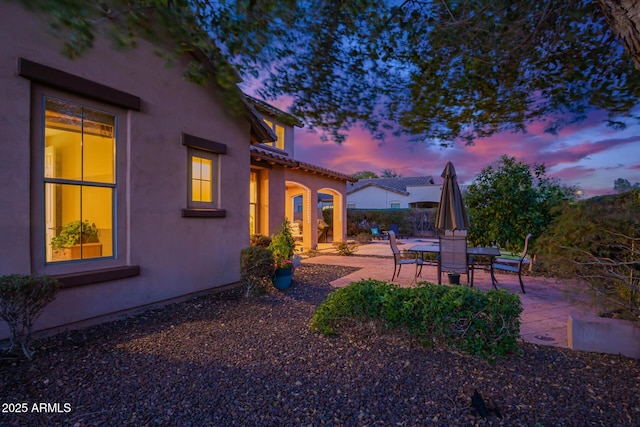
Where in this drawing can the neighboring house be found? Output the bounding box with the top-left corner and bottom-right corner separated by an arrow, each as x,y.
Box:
347,177 -> 442,209
248,97 -> 356,250
0,2 -> 274,339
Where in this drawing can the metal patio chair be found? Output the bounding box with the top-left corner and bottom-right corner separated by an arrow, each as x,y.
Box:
389,231 -> 423,281
438,235 -> 474,286
492,233 -> 533,293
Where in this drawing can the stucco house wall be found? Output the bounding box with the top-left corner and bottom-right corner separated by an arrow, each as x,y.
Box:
0,3 -> 252,339
249,98 -> 353,250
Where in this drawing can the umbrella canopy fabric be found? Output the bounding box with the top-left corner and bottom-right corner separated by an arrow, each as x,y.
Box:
436,161 -> 470,232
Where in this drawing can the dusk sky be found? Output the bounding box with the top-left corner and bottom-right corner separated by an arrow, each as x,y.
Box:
289,107 -> 640,198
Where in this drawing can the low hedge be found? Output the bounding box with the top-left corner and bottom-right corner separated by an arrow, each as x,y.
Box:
310,279 -> 522,360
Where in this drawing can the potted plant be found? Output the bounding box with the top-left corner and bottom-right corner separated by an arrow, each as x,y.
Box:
447,273 -> 461,285
268,219 -> 297,289
51,220 -> 101,260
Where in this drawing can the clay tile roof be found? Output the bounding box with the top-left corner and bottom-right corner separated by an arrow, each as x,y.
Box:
250,146 -> 356,182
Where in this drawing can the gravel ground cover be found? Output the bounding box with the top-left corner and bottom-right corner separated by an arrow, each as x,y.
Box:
1,263 -> 638,426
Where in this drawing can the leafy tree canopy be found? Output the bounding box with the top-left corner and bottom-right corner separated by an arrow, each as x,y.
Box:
18,0 -> 640,145
465,155 -> 577,252
352,170 -> 379,179
380,169 -> 402,178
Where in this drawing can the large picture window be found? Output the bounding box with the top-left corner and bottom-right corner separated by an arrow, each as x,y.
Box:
44,97 -> 115,263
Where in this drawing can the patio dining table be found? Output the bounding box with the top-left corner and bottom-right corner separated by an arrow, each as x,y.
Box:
407,243 -> 502,288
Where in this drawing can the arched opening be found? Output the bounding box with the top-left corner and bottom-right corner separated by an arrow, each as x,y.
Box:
286,181 -> 312,249
318,188 -> 344,245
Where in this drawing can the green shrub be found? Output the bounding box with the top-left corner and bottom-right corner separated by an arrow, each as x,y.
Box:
346,209 -> 416,236
250,234 -> 272,248
310,279 -> 522,360
240,246 -> 275,297
0,274 -> 60,359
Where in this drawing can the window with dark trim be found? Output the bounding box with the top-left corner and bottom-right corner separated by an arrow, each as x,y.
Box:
182,133 -> 227,218
21,58 -> 141,286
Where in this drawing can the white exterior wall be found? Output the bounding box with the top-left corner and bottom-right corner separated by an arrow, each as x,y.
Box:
347,184 -> 447,209
406,185 -> 443,205
346,186 -> 409,209
0,3 -> 251,338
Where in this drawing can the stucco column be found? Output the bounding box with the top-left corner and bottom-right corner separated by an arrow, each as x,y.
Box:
332,192 -> 345,242
304,188 -> 318,250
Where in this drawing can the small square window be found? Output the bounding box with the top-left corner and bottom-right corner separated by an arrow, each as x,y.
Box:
181,133 -> 226,218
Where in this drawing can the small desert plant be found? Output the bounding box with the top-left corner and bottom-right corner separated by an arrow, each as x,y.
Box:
240,247 -> 275,297
0,274 -> 60,359
310,279 -> 522,360
334,241 -> 358,256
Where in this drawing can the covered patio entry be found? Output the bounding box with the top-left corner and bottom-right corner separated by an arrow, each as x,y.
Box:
250,147 -> 355,250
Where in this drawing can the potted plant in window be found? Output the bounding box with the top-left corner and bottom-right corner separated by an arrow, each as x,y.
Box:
268,219 -> 298,290
51,220 -> 101,260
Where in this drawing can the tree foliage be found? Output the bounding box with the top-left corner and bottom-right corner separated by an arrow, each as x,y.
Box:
536,190 -> 640,318
465,155 -> 577,252
351,170 -> 379,179
380,169 -> 402,178
15,0 -> 640,144
614,178 -> 640,193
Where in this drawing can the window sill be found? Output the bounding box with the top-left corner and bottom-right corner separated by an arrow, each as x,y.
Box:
53,265 -> 140,288
181,208 -> 227,218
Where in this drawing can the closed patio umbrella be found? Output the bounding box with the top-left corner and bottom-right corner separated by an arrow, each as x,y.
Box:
436,161 -> 470,233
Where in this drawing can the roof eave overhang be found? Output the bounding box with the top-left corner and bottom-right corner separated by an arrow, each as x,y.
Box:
250,147 -> 356,182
